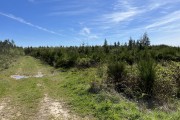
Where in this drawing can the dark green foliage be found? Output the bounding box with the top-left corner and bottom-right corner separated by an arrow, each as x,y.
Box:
141,32 -> 150,46
24,33 -> 180,69
154,78 -> 177,104
177,89 -> 180,98
76,57 -> 92,68
107,62 -> 126,83
0,39 -> 23,70
128,37 -> 134,50
107,62 -> 127,92
88,81 -> 101,94
103,39 -> 109,53
175,66 -> 180,98
138,59 -> 156,98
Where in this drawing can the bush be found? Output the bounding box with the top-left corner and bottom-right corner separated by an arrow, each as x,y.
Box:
175,66 -> 180,98
154,79 -> 176,104
55,57 -> 75,68
153,62 -> 179,104
107,62 -> 127,92
97,65 -> 107,78
76,57 -> 94,68
138,59 -> 156,98
88,81 -> 101,94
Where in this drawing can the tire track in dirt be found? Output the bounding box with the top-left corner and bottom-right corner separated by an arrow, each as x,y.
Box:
0,98 -> 21,120
34,94 -> 83,120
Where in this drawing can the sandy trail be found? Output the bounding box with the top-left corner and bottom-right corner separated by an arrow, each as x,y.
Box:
1,56 -> 90,120
0,94 -> 85,120
0,98 -> 21,120
35,94 -> 82,120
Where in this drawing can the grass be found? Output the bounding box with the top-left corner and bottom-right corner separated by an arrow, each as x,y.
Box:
0,56 -> 52,119
0,56 -> 179,119
43,67 -> 180,119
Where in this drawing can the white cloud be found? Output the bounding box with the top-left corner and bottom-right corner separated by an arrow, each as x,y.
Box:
80,27 -> 91,35
79,27 -> 98,40
105,0 -> 180,24
114,0 -> 137,11
146,0 -> 180,11
105,0 -> 140,23
92,0 -> 180,32
0,12 -> 61,36
103,10 -> 139,23
93,0 -> 141,26
146,10 -> 180,29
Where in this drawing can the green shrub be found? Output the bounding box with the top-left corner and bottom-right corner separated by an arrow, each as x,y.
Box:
55,57 -> 75,68
107,62 -> 127,92
138,59 -> 156,98
88,81 -> 101,94
154,62 -> 179,103
154,79 -> 176,104
175,66 -> 180,98
76,58 -> 92,68
96,65 -> 107,78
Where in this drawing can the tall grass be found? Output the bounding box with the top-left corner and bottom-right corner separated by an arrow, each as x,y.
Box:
138,59 -> 156,98
107,62 -> 127,92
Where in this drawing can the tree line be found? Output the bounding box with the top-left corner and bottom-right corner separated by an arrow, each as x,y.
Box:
24,33 -> 180,69
0,39 -> 23,70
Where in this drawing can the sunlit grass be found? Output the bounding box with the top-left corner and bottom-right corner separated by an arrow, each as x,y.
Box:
0,56 -> 179,119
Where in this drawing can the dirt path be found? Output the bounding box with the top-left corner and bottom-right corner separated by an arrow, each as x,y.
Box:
0,56 -> 87,120
0,96 -> 83,120
0,98 -> 21,120
0,56 -> 86,120
34,94 -> 81,120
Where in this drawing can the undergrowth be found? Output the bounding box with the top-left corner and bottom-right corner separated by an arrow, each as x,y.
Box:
44,65 -> 180,120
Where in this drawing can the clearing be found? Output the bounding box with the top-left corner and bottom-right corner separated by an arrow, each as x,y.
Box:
0,56 -> 88,120
0,56 -> 179,120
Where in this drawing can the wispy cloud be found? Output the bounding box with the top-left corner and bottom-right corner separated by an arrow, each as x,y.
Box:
0,12 -> 61,36
146,10 -> 180,29
90,1 -> 140,30
80,27 -> 91,35
49,8 -> 95,16
113,0 -> 137,11
79,27 -> 98,40
146,0 -> 180,11
92,0 -> 180,31
48,0 -> 98,16
106,0 -> 139,23
103,10 -> 139,23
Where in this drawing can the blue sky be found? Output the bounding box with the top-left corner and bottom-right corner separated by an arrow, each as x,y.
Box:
0,0 -> 180,47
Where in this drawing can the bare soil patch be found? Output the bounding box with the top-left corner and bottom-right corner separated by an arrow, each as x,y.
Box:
35,94 -> 85,120
0,98 -> 21,119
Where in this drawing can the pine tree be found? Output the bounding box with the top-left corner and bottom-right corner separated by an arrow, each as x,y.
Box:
128,37 -> 133,49
103,39 -> 109,53
141,32 -> 150,46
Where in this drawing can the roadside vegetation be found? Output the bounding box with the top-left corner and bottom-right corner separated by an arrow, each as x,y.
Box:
0,39 -> 24,70
25,33 -> 180,102
23,33 -> 180,119
0,33 -> 179,119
